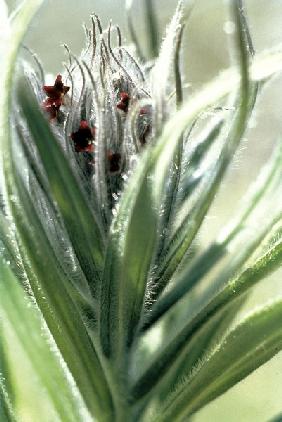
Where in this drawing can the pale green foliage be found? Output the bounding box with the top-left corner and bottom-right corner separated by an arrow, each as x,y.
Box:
0,0 -> 282,421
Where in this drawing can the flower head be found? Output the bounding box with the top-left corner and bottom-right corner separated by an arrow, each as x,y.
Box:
42,74 -> 70,119
71,120 -> 95,153
22,12 -> 172,213
116,92 -> 130,112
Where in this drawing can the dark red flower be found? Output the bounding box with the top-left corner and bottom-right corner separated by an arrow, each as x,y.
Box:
43,103 -> 59,120
107,150 -> 122,173
71,120 -> 95,153
42,75 -> 70,120
117,92 -> 130,112
43,74 -> 70,100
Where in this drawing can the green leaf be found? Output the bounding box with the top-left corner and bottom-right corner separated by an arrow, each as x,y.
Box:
132,217 -> 282,401
0,0 -> 44,198
143,140 -> 282,329
0,211 -> 26,282
149,0 -> 260,296
152,114 -> 225,299
155,296 -> 248,406
177,115 -> 224,205
154,309 -> 224,404
0,258 -> 88,422
15,124 -> 95,303
151,2 -> 184,133
17,78 -> 105,289
155,299 -> 282,420
151,7 -> 189,276
0,388 -> 14,422
154,37 -> 254,295
0,333 -> 16,422
10,173 -> 113,419
15,123 -> 58,218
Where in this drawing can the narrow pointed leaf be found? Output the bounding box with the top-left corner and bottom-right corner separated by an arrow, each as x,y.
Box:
155,299 -> 282,420
152,11 -> 187,269
0,212 -> 26,282
154,17 -> 254,293
151,2 -> 183,133
144,140 -> 282,329
155,296 -> 248,405
132,217 -> 282,400
177,115 -> 224,206
10,173 -> 113,419
0,258 -> 89,422
0,0 -> 44,203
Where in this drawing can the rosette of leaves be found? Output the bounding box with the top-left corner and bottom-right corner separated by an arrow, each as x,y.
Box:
0,0 -> 282,421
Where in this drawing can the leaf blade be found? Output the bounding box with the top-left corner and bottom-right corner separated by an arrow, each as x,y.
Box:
144,140 -> 282,329
131,216 -> 282,402
0,258 -> 88,422
156,299 -> 282,421
11,173 -> 113,419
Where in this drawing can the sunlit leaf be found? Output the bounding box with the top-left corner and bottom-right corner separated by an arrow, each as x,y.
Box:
144,140 -> 282,329
10,173 -> 113,418
132,217 -> 282,401
0,258 -> 89,421
155,299 -> 282,420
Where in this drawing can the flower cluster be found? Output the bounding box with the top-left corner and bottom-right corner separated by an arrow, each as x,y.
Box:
33,17 -> 156,215
42,74 -> 70,120
20,9 -> 183,221
41,73 -> 150,174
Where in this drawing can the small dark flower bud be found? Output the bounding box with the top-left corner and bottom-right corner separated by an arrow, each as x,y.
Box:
42,74 -> 70,120
107,150 -> 122,173
117,92 -> 130,112
71,120 -> 95,153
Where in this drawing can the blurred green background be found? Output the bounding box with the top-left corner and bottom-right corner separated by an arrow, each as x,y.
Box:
6,0 -> 282,420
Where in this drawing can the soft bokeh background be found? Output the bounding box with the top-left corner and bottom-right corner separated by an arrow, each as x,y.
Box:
6,0 -> 282,420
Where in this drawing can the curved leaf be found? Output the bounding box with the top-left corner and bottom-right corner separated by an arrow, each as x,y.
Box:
143,140 -> 282,330
155,299 -> 282,421
11,173 -> 113,419
151,1 -> 184,133
0,0 -> 44,199
0,258 -> 89,422
132,217 -> 282,401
